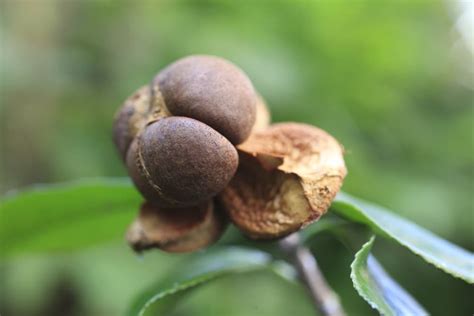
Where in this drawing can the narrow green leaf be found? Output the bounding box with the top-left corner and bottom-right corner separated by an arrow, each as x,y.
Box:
351,236 -> 428,316
333,192 -> 474,283
299,214 -> 349,244
127,247 -> 290,316
303,220 -> 427,315
0,178 -> 140,257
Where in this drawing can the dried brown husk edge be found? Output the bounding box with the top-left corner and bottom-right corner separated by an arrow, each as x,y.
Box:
219,122 -> 347,239
126,199 -> 228,253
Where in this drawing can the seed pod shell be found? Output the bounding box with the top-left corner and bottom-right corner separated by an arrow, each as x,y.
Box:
219,123 -> 347,239
127,200 -> 227,253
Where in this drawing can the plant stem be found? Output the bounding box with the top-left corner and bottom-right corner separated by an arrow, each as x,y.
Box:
279,233 -> 346,316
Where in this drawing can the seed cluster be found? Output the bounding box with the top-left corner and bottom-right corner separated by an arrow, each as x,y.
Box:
113,55 -> 347,253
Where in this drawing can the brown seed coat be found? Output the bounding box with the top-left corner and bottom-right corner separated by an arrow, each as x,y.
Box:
112,85 -> 151,160
127,117 -> 239,207
154,55 -> 257,145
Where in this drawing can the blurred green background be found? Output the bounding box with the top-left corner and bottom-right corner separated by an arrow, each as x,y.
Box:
0,0 -> 473,315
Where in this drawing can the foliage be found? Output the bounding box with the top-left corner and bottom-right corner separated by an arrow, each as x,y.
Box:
333,193 -> 474,283
350,237 -> 428,316
0,179 -> 139,257
127,247 -> 294,316
1,179 -> 472,314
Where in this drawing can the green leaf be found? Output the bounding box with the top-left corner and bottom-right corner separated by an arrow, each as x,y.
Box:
299,214 -> 349,244
127,247 -> 293,316
333,192 -> 474,283
0,178 -> 140,257
302,220 -> 427,315
351,236 -> 428,316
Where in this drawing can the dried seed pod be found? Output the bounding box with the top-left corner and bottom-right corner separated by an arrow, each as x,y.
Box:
251,95 -> 271,133
112,86 -> 151,160
219,123 -> 347,239
153,55 -> 257,145
126,200 -> 227,253
127,116 -> 239,207
113,85 -> 170,160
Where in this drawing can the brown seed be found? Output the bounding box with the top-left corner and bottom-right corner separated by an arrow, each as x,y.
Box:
113,85 -> 170,160
126,200 -> 227,253
219,123 -> 347,239
112,85 -> 151,160
153,55 -> 257,145
127,116 -> 239,207
126,138 -> 161,203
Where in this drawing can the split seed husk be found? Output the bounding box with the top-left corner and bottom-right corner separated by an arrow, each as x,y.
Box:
112,85 -> 170,160
219,122 -> 347,239
126,200 -> 227,253
112,85 -> 152,160
251,95 -> 271,133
